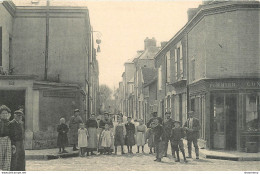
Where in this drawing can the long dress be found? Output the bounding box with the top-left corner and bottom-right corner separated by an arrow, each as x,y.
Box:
86,119 -> 98,151
57,123 -> 69,147
9,120 -> 25,171
0,119 -> 12,171
125,122 -> 135,146
136,124 -> 147,146
78,128 -> 88,148
101,130 -> 113,148
68,115 -> 83,145
114,123 -> 126,146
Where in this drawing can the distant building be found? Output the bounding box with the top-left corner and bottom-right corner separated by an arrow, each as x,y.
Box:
0,0 -> 99,149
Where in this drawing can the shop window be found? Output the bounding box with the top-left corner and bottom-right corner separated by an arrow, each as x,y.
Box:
244,94 -> 259,131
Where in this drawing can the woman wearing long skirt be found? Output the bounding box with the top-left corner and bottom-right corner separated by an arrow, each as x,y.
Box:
0,105 -> 12,171
86,114 -> 98,155
135,119 -> 147,153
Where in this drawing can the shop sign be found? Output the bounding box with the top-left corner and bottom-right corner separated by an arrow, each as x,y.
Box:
208,81 -> 260,89
43,91 -> 76,98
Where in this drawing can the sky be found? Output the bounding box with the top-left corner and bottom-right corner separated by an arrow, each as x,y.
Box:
84,1 -> 202,90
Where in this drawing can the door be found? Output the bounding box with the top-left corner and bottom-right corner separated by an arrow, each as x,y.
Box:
225,94 -> 237,150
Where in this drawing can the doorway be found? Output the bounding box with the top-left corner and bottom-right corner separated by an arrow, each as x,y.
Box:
0,90 -> 26,120
212,93 -> 238,150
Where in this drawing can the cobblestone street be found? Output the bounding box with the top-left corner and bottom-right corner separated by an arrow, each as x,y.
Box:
26,146 -> 260,171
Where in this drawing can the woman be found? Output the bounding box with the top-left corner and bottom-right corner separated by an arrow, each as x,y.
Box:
86,114 -> 98,155
0,105 -> 12,171
135,119 -> 147,153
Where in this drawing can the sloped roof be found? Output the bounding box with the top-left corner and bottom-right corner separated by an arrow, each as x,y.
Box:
141,67 -> 157,85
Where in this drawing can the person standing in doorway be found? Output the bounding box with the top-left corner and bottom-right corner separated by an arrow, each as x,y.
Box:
0,105 -> 12,171
135,119 -> 146,153
9,110 -> 25,171
69,109 -> 83,151
163,112 -> 175,158
125,117 -> 135,154
86,114 -> 98,155
183,111 -> 200,159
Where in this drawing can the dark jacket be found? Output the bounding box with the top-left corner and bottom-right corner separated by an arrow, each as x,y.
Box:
99,119 -> 113,129
183,117 -> 200,140
153,124 -> 166,143
171,127 -> 185,141
163,118 -> 175,138
147,117 -> 163,128
9,120 -> 24,145
0,119 -> 10,137
86,119 -> 98,128
57,123 -> 69,147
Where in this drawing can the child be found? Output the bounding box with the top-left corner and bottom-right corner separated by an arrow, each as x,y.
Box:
146,122 -> 156,154
171,121 -> 187,162
57,118 -> 69,154
101,124 -> 113,155
78,123 -> 89,157
125,117 -> 135,154
114,117 -> 126,155
136,119 -> 147,153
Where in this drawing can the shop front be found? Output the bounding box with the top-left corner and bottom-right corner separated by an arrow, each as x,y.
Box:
189,78 -> 260,152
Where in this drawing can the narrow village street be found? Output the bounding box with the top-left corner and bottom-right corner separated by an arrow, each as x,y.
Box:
26,145 -> 260,171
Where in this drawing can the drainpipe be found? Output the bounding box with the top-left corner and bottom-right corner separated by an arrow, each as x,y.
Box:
44,0 -> 50,80
186,33 -> 190,117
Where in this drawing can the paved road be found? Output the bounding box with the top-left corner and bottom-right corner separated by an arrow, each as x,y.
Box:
26,146 -> 260,171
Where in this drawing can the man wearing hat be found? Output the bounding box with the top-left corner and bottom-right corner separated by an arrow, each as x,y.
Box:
68,109 -> 83,151
9,110 -> 25,171
183,111 -> 200,159
146,112 -> 163,128
163,112 -> 175,157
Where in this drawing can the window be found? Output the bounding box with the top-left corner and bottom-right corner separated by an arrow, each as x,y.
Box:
175,43 -> 184,81
191,59 -> 195,81
174,49 -> 178,80
0,27 -> 2,66
158,65 -> 162,90
179,45 -> 184,78
213,94 -> 225,134
244,94 -> 259,131
166,51 -> 171,83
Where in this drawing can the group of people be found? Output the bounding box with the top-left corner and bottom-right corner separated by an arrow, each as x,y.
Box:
0,105 -> 26,171
57,108 -> 201,164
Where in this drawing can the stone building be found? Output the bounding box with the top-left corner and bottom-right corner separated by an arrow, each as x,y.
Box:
0,0 -> 99,149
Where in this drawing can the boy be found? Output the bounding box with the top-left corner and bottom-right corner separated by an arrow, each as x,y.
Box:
171,121 -> 187,162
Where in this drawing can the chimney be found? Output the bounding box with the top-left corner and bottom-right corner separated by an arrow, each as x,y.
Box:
144,37 -> 156,50
187,8 -> 199,21
160,41 -> 168,48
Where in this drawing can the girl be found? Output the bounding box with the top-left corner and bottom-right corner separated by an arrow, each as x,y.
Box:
125,117 -> 135,154
57,118 -> 69,154
114,117 -> 126,155
78,123 -> 89,157
135,119 -> 147,153
101,124 -> 113,155
86,114 -> 98,155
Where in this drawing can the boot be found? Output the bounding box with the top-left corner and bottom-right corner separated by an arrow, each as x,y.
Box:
181,150 -> 187,162
73,145 -> 79,151
149,148 -> 153,154
115,147 -> 117,155
136,146 -> 140,153
175,151 -> 180,162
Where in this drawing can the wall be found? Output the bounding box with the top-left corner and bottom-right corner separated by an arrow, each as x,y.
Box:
205,10 -> 260,78
0,4 -> 13,72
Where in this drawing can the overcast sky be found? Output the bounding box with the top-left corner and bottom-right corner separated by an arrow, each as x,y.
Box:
85,1 -> 202,90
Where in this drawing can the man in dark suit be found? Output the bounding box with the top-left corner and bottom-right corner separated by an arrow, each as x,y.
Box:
183,111 -> 200,159
9,110 -> 25,171
163,112 -> 175,157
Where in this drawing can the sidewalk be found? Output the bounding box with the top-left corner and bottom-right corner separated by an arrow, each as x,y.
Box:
26,148 -> 79,160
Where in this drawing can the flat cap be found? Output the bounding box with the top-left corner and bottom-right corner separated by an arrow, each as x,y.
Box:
14,110 -> 24,115
74,109 -> 80,112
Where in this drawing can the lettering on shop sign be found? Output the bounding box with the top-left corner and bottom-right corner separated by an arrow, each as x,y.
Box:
43,91 -> 76,98
209,81 -> 260,89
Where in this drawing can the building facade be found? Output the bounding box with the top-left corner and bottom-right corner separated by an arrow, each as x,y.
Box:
0,0 -> 99,149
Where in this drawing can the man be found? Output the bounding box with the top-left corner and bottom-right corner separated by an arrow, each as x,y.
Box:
147,112 -> 163,128
69,109 -> 83,151
183,111 -> 200,159
9,110 -> 25,171
163,112 -> 175,157
153,117 -> 166,162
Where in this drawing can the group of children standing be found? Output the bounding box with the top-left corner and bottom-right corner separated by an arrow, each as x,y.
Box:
56,113 -> 188,163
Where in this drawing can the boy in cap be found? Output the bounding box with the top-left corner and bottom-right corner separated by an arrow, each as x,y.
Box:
171,120 -> 187,162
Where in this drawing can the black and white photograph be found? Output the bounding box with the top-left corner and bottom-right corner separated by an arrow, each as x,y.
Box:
0,0 -> 259,172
